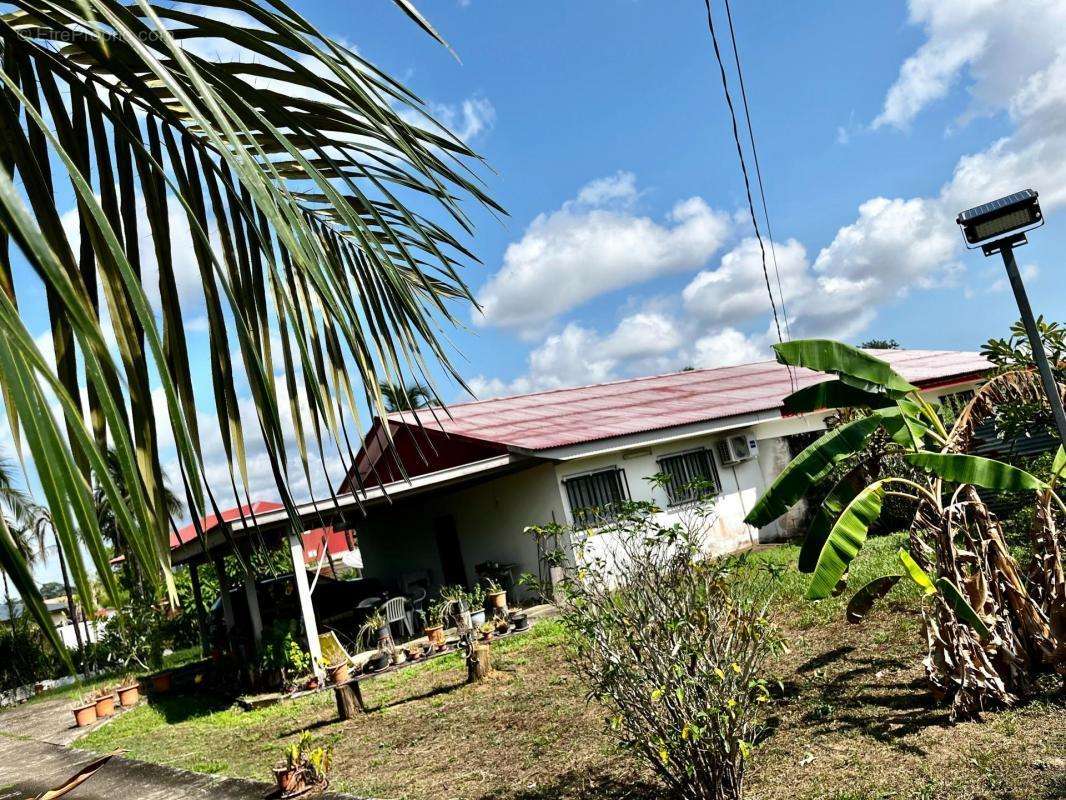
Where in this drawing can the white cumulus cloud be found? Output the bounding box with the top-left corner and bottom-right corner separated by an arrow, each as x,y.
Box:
475,174 -> 731,336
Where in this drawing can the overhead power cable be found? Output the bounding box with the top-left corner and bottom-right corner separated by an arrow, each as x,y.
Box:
701,0 -> 794,391
722,0 -> 792,343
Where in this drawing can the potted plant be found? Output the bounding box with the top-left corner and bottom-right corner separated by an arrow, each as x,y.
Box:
478,621 -> 495,642
93,689 -> 116,719
304,739 -> 333,790
72,696 -> 97,728
510,612 -> 530,632
274,738 -> 304,795
304,674 -> 321,691
467,585 -> 487,628
150,671 -> 172,694
116,676 -> 140,708
485,578 -> 507,613
423,601 -> 447,649
326,660 -> 350,685
365,650 -> 390,672
274,731 -> 332,795
406,645 -> 422,661
495,616 -> 510,635
391,647 -> 407,666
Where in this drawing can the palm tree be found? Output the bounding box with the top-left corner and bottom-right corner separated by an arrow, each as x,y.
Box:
92,448 -> 184,600
0,457 -> 39,633
0,0 -> 498,652
379,381 -> 433,413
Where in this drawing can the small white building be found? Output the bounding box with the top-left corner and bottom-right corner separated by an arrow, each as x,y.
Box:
317,349 -> 987,597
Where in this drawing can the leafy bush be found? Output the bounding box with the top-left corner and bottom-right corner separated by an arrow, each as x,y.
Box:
527,488 -> 782,800
256,621 -> 311,686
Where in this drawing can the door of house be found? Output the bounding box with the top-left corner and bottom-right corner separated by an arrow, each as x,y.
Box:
433,515 -> 468,588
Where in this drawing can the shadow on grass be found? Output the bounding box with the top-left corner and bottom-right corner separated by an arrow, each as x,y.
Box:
146,692 -> 231,724
479,767 -> 661,800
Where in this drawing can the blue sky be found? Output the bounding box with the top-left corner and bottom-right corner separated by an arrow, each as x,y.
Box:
293,0 -> 1065,397
20,0 -> 1066,583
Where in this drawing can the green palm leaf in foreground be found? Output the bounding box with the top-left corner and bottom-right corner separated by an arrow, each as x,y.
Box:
0,0 -> 499,652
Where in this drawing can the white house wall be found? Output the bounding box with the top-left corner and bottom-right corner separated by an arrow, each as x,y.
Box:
553,432 -> 767,559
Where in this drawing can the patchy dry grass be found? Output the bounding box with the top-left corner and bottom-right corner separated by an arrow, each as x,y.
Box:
74,537 -> 1065,800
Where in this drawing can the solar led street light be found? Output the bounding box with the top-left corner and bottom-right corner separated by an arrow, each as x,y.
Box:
957,189 -> 1043,248
957,188 -> 1066,446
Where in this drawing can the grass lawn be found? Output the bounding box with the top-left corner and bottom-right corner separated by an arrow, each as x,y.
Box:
74,536 -> 1065,800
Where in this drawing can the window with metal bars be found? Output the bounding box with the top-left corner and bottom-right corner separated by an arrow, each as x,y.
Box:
563,468 -> 628,528
656,448 -> 720,506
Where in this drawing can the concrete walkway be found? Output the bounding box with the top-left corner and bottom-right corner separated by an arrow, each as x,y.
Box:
0,700 -> 362,799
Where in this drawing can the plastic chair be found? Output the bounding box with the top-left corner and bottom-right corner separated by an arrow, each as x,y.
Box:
379,596 -> 414,640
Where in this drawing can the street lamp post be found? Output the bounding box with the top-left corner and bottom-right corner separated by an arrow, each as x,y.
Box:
957,189 -> 1066,446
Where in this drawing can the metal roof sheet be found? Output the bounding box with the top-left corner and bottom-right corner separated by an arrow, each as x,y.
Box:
391,349 -> 990,452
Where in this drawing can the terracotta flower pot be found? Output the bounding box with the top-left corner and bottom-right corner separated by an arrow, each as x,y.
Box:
488,590 -> 507,609
151,672 -> 172,693
274,766 -> 302,795
72,704 -> 97,728
424,624 -> 445,648
94,694 -> 116,718
117,684 -> 140,707
327,662 -> 350,685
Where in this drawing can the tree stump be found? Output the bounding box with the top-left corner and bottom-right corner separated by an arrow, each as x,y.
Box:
467,643 -> 491,682
333,681 -> 365,719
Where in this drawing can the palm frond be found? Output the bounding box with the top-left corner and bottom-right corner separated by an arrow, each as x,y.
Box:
0,0 -> 499,650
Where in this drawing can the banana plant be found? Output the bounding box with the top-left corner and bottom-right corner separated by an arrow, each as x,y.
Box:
746,339 -> 1065,720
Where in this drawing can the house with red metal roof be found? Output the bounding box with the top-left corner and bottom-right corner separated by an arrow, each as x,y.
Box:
327,349 -> 990,595
170,348 -> 989,671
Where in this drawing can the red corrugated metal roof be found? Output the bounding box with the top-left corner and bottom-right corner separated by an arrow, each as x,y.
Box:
170,501 -> 351,563
391,350 -> 990,452
170,501 -> 284,549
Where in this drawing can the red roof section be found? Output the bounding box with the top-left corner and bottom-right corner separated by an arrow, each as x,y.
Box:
390,349 -> 990,452
170,501 -> 283,549
170,501 -> 353,564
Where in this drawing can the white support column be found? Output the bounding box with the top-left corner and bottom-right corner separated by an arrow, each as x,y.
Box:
289,529 -> 324,678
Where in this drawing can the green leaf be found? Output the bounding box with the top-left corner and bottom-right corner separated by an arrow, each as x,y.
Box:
806,481 -> 886,600
745,412 -> 888,528
1052,446 -> 1065,482
773,339 -> 916,394
904,452 -> 1045,491
935,578 -> 991,639
846,575 -> 902,624
782,380 -> 893,414
897,549 -> 936,595
798,468 -> 866,573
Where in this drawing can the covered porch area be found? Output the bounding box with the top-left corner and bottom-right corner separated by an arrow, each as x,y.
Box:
170,453 -> 543,678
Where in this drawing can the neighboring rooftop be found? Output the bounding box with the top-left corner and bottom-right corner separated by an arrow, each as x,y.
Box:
388,349 -> 990,452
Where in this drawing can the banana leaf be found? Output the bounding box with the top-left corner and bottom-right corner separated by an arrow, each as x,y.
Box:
782,379 -> 893,414
904,452 -> 1045,491
935,577 -> 992,639
806,481 -> 886,600
773,339 -> 916,394
798,467 -> 865,573
746,411 -> 892,528
897,548 -> 936,595
846,575 -> 902,623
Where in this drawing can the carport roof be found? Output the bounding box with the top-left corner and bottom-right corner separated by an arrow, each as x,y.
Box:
389,349 -> 990,452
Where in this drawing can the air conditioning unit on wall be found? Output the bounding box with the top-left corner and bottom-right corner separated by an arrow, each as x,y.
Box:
716,433 -> 758,466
